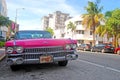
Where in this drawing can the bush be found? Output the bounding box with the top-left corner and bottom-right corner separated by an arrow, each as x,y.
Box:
0,41 -> 5,47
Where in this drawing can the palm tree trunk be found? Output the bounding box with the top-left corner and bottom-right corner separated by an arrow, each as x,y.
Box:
93,30 -> 96,46
92,24 -> 96,46
92,17 -> 96,46
113,34 -> 117,48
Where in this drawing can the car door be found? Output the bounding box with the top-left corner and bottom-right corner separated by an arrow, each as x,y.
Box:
94,45 -> 99,52
80,44 -> 84,50
92,45 -> 97,52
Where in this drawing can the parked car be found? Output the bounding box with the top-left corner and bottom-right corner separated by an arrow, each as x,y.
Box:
91,44 -> 114,53
114,47 -> 120,55
77,44 -> 91,51
5,30 -> 78,71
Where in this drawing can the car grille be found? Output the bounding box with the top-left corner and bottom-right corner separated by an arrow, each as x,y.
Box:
22,46 -> 69,59
23,52 -> 67,59
24,46 -> 64,53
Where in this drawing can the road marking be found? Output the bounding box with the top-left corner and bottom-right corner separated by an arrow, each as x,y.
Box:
77,59 -> 120,73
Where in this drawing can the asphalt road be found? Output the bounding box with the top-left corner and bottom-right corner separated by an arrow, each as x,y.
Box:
0,51 -> 120,80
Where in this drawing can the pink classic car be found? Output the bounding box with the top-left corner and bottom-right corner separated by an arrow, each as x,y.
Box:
5,30 -> 78,71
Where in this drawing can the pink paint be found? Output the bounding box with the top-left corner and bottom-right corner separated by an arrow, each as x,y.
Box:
5,38 -> 77,48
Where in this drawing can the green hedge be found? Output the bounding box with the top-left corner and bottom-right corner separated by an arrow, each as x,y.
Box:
0,41 -> 5,47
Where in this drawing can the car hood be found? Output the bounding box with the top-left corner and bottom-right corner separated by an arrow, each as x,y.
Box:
5,38 -> 77,48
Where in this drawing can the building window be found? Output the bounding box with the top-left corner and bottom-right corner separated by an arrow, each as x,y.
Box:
76,30 -> 84,34
61,33 -> 65,37
90,31 -> 93,35
75,21 -> 82,25
77,40 -> 84,44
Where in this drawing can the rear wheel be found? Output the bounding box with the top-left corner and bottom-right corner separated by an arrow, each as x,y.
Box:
58,60 -> 68,66
117,50 -> 120,55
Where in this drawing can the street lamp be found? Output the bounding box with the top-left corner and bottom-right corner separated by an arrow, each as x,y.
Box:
15,8 -> 24,32
15,8 -> 24,24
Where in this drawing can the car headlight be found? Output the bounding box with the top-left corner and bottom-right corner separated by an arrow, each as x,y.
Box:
72,44 -> 77,49
6,47 -> 14,54
65,44 -> 71,50
15,46 -> 24,53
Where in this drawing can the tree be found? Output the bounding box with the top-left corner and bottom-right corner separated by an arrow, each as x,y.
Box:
0,15 -> 12,41
95,11 -> 113,41
105,9 -> 120,47
0,15 -> 11,27
45,27 -> 54,36
82,0 -> 103,46
67,21 -> 76,38
105,11 -> 113,19
96,9 -> 120,48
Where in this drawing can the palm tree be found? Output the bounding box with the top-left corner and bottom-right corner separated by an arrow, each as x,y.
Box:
82,0 -> 103,46
105,9 -> 120,47
96,9 -> 120,48
95,11 -> 113,42
95,25 -> 105,37
67,21 -> 76,38
0,15 -> 12,40
0,15 -> 11,27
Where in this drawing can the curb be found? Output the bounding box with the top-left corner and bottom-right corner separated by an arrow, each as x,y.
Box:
0,53 -> 6,61
0,48 -> 6,61
0,47 -> 5,50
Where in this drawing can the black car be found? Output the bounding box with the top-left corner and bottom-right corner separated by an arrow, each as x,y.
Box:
77,44 -> 91,51
91,44 -> 114,53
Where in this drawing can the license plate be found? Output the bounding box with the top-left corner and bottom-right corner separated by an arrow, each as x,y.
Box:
40,55 -> 53,63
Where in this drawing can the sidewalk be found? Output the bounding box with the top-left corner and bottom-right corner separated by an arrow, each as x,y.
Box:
0,47 -> 6,61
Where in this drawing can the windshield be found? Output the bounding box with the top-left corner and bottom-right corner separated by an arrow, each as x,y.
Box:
14,31 -> 52,39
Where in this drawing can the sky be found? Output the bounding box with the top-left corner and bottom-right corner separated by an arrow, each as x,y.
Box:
6,0 -> 120,30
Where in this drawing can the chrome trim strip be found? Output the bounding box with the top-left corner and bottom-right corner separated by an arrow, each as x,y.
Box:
54,56 -> 66,61
7,54 -> 78,65
24,59 -> 39,61
24,46 -> 63,49
7,50 -> 75,56
13,40 -> 16,46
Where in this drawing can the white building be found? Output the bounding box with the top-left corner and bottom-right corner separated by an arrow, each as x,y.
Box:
0,0 -> 7,16
0,0 -> 8,40
41,11 -> 71,38
65,16 -> 93,45
64,15 -> 108,45
41,12 -> 116,46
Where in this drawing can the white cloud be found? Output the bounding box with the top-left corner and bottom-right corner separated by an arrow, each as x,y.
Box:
18,18 -> 42,30
6,0 -> 81,30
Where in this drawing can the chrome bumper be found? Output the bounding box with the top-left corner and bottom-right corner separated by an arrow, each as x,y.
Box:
7,54 -> 78,65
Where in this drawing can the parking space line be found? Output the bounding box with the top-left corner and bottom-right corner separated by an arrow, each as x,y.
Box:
77,59 -> 120,73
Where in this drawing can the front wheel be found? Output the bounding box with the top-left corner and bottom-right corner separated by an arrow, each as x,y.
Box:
58,60 -> 68,66
10,65 -> 20,71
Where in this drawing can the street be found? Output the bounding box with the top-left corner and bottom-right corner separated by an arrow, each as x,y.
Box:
0,51 -> 120,80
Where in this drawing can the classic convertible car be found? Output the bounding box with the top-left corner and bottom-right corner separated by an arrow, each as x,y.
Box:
5,30 -> 78,71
